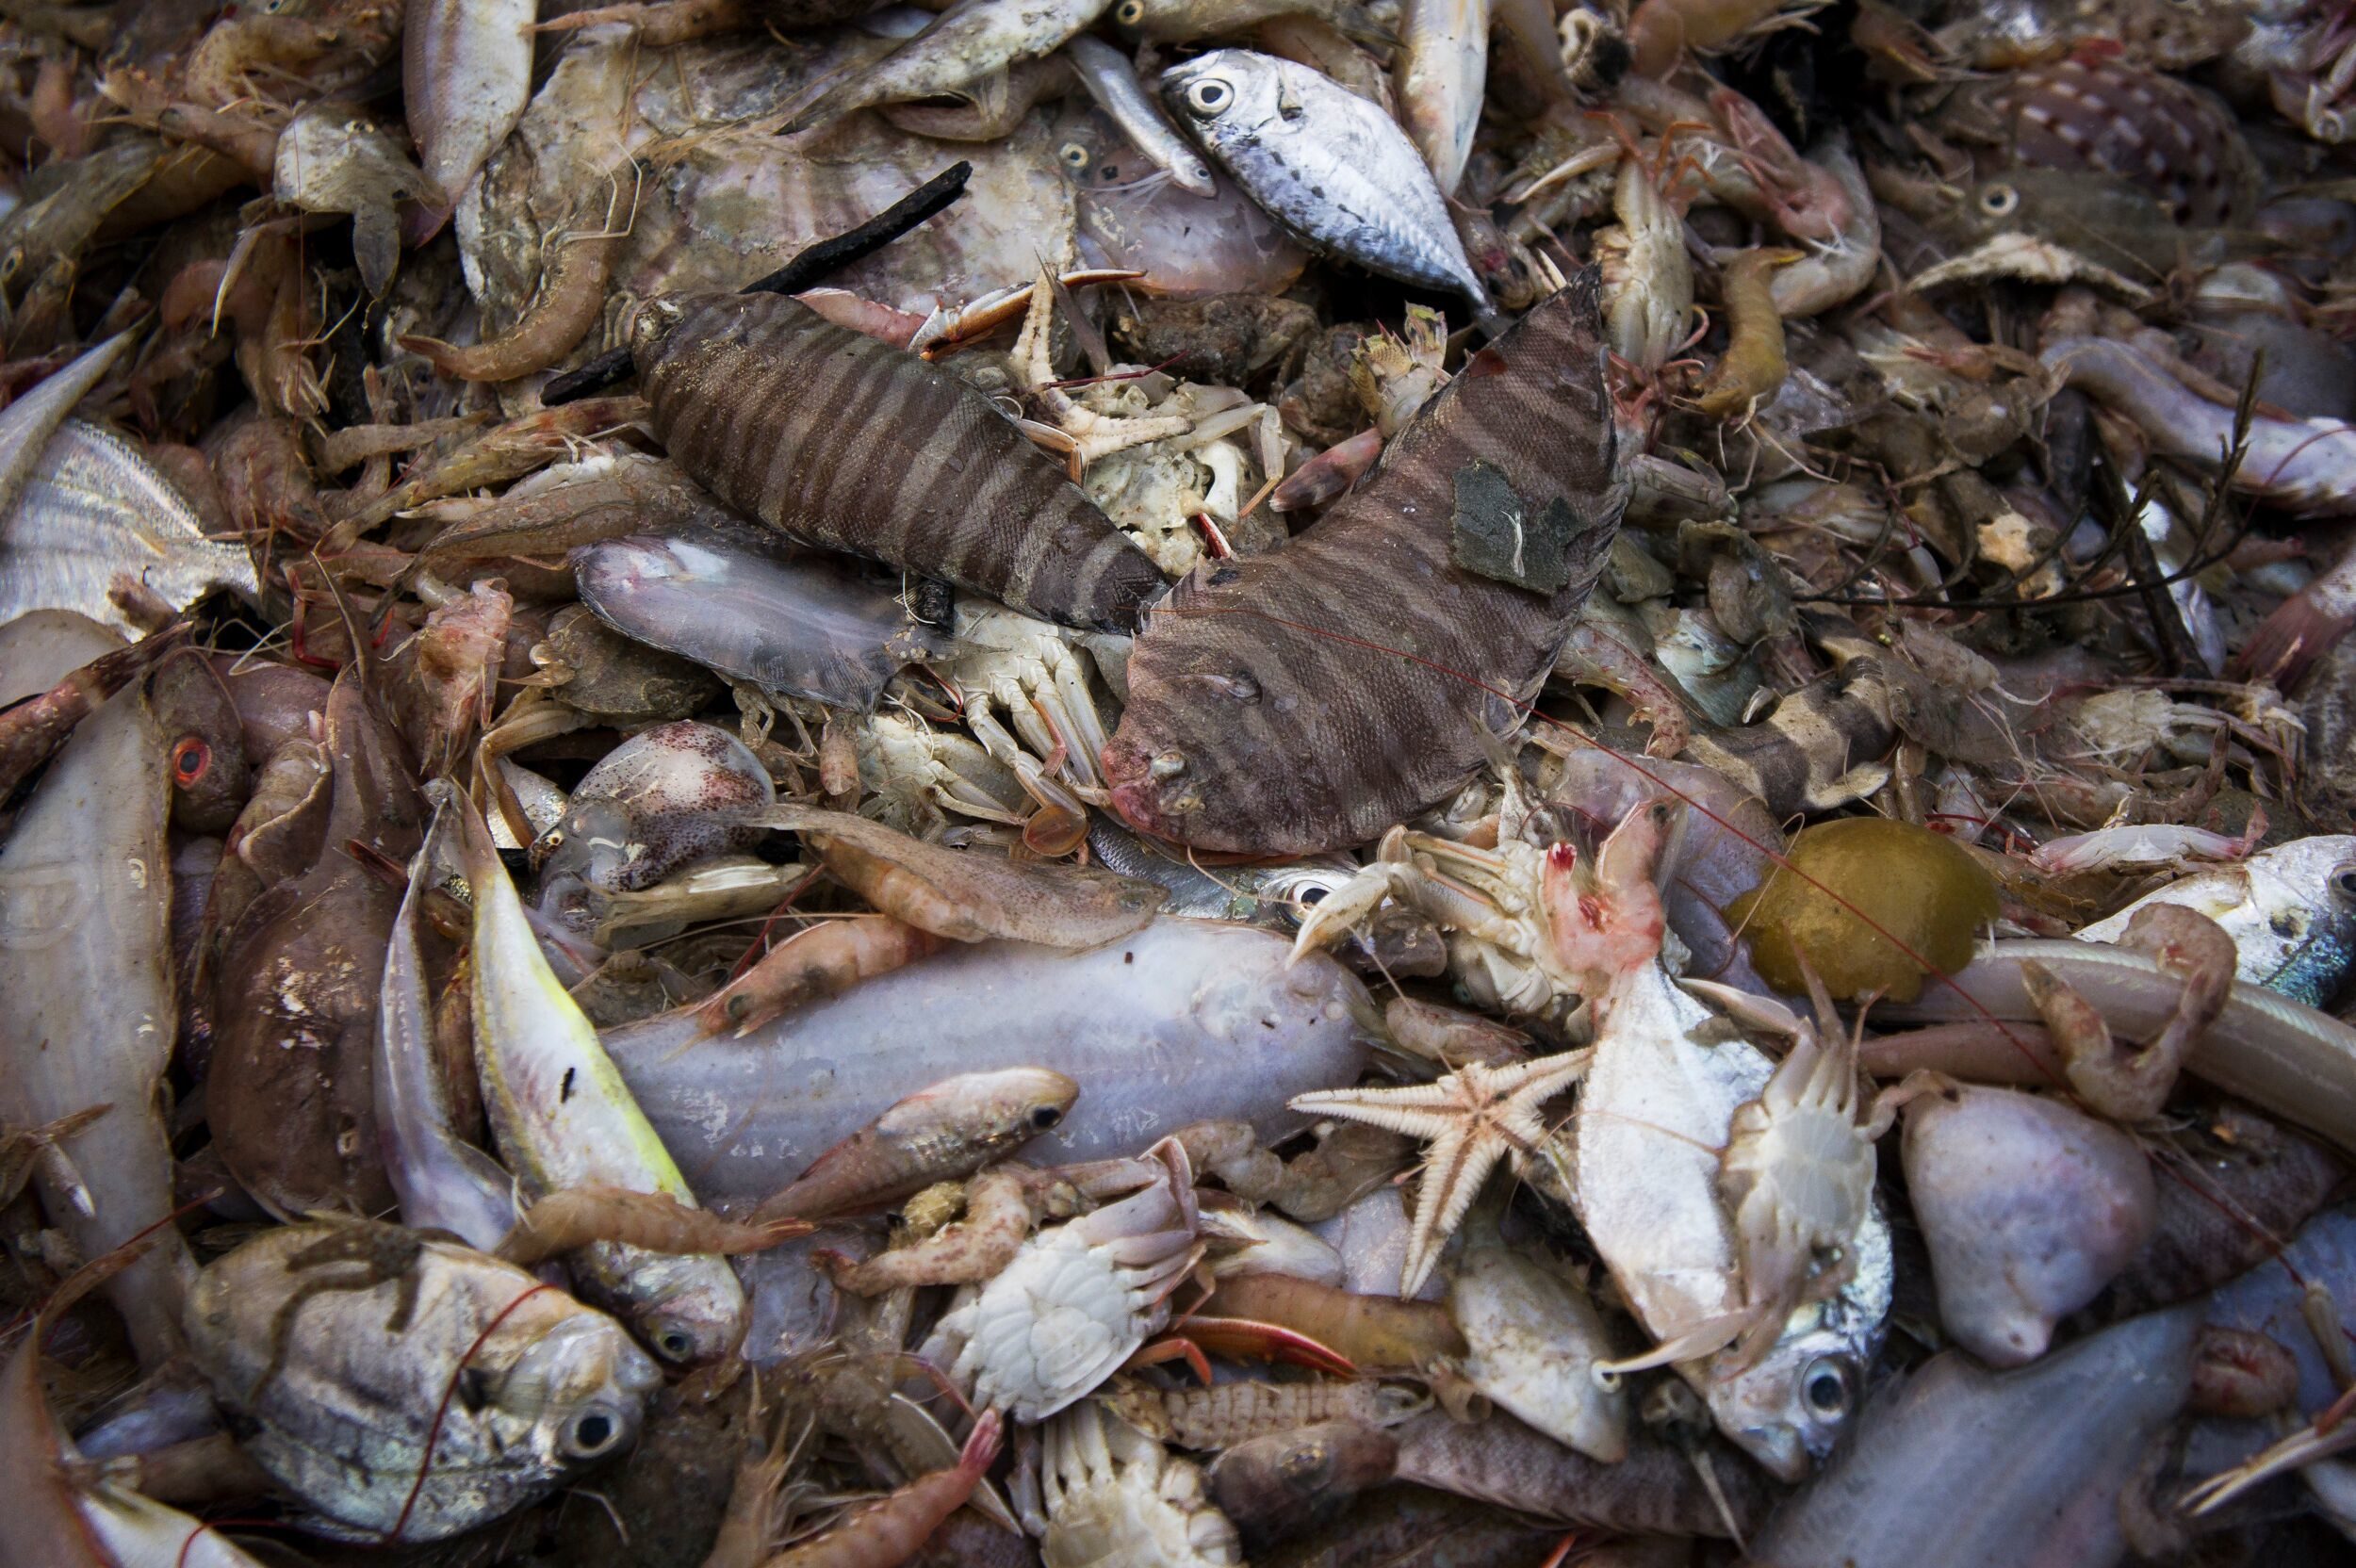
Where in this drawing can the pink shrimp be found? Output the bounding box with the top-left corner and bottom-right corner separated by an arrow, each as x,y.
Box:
766,1411 -> 1003,1568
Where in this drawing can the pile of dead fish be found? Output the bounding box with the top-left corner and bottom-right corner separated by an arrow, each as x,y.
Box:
10,0 -> 2356,1562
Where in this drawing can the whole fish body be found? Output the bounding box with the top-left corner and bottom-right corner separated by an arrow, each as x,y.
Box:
1103,274 -> 1626,855
2077,835 -> 2356,1007
632,292 -> 1169,633
375,791 -> 517,1251
604,917 -> 1371,1200
574,528 -> 943,713
185,1223 -> 661,1544
2,420 -> 259,635
0,688 -> 194,1364
1162,49 -> 1492,313
457,795 -> 750,1365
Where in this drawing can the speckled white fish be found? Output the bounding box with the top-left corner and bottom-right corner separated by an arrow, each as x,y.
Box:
1,420 -> 257,636
2079,835 -> 2356,1008
1161,50 -> 1492,315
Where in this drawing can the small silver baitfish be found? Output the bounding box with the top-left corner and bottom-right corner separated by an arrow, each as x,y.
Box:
2,420 -> 259,634
1161,49 -> 1493,317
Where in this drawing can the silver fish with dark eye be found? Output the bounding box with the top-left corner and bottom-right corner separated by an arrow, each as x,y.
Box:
183,1219 -> 660,1544
1160,49 -> 1492,317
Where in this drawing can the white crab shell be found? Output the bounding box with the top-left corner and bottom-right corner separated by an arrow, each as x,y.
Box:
923,1141 -> 1201,1422
1040,1401 -> 1241,1568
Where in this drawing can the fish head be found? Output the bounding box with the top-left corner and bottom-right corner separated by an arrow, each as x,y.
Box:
626,293 -> 700,367
1703,1306 -> 1868,1482
627,1252 -> 751,1366
492,1311 -> 660,1477
149,648 -> 251,834
1161,50 -> 1284,156
877,1066 -> 1083,1155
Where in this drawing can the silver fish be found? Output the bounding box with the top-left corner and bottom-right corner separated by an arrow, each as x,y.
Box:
375,788 -> 517,1252
1161,50 -> 1492,314
184,1221 -> 659,1544
604,917 -> 1370,1200
0,687 -> 195,1365
2078,835 -> 2356,1008
2,420 -> 259,635
0,330 -> 131,522
573,530 -> 942,713
1750,1306 -> 2198,1568
1398,0 -> 1490,195
1065,35 -> 1217,197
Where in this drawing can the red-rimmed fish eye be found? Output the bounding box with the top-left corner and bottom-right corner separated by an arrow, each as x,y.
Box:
171,736 -> 211,789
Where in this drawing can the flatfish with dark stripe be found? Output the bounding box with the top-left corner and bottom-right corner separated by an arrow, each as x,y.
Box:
1103,272 -> 1628,856
630,291 -> 1168,634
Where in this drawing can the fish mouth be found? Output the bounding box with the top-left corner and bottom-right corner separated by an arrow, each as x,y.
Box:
1100,739 -> 1165,838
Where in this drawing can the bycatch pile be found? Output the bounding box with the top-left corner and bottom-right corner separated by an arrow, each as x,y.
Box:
10,0 -> 2356,1563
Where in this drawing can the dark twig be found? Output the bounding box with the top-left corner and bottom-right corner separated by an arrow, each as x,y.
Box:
539,161 -> 975,407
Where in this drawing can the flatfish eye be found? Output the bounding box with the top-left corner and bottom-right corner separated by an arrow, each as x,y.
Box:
170,737 -> 211,788
1185,78 -> 1233,117
1116,0 -> 1145,22
1061,142 -> 1090,172
1979,184 -> 2019,217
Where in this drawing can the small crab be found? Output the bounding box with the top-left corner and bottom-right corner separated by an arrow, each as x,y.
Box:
920,1137 -> 1204,1423
1691,972 -> 1913,1367
1029,1400 -> 1243,1568
1292,792 -> 1679,1018
919,603 -> 1120,855
254,1215 -> 436,1400
1011,260 -> 1193,475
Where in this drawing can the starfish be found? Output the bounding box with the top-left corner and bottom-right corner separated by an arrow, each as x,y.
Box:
1290,1050 -> 1592,1298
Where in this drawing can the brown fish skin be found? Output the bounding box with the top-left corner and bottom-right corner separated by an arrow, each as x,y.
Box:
631,292 -> 1169,634
205,666 -> 424,1218
1941,57 -> 2261,226
1104,272 -> 1627,855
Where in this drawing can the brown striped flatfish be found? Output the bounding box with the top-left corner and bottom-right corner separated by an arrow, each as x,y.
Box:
1948,57 -> 2260,225
630,292 -> 1169,633
1103,271 -> 1628,856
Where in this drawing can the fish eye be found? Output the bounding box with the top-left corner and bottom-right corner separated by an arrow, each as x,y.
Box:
1802,1357 -> 1855,1417
1061,142 -> 1089,171
2332,865 -> 2356,903
171,737 -> 211,788
1980,184 -> 2019,217
1185,79 -> 1233,117
655,1329 -> 696,1363
1116,0 -> 1144,21
1028,1103 -> 1064,1130
1300,884 -> 1329,906
564,1406 -> 624,1459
